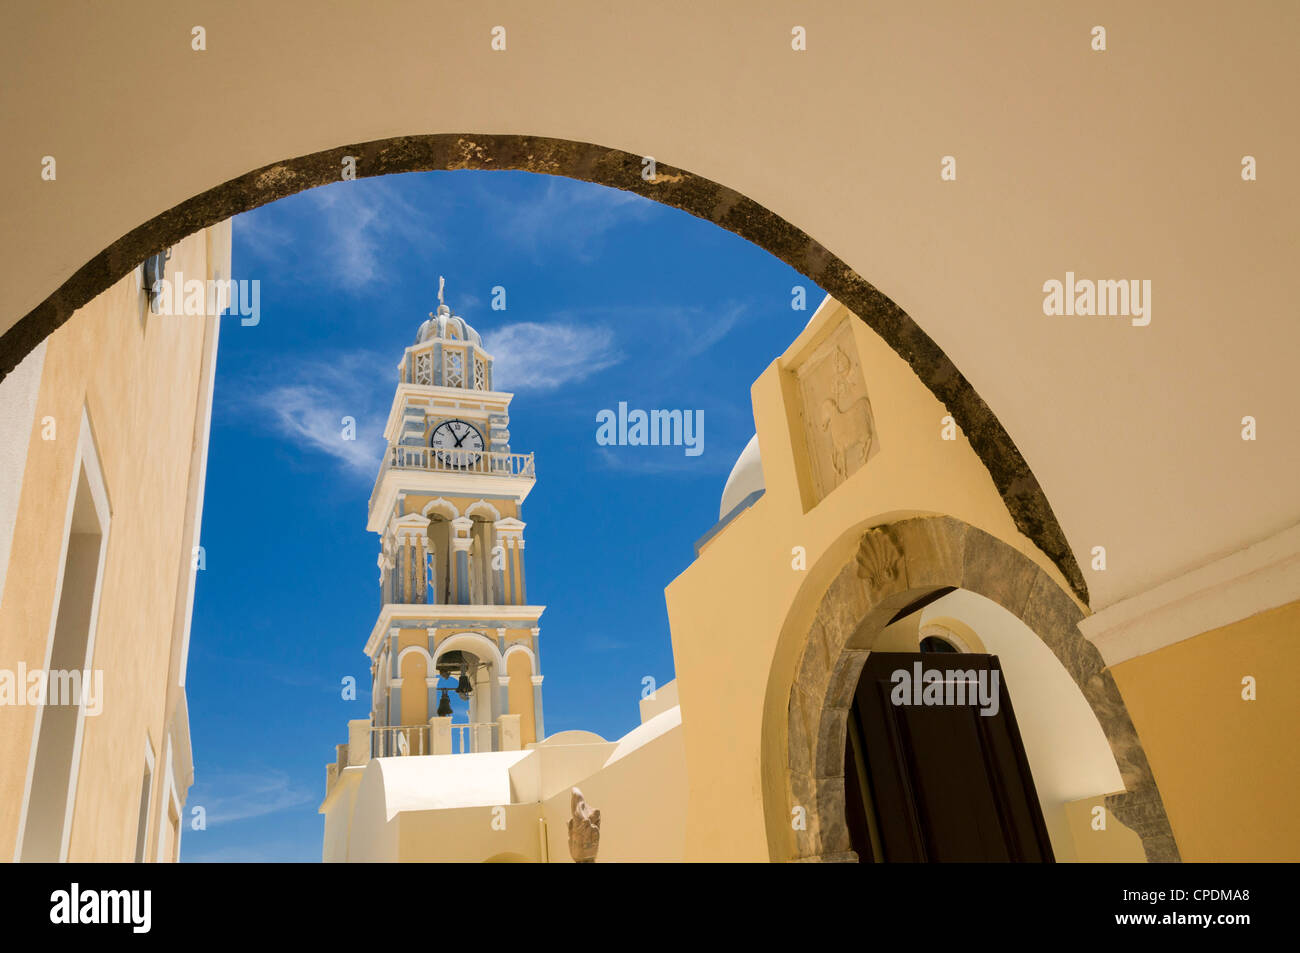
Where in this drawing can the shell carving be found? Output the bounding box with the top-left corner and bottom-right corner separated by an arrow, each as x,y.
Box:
855,528 -> 902,590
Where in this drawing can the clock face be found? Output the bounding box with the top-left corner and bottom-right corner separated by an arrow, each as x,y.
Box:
430,419 -> 484,468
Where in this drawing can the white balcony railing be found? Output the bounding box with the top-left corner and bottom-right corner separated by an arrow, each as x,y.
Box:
371,723 -> 499,757
387,446 -> 535,479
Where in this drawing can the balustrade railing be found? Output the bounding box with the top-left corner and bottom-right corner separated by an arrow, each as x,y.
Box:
370,722 -> 499,757
388,446 -> 535,478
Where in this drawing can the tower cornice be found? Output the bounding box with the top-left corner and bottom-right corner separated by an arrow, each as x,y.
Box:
365,603 -> 546,658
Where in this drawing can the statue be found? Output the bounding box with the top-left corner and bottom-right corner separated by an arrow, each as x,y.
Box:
437,275 -> 445,307
567,787 -> 600,863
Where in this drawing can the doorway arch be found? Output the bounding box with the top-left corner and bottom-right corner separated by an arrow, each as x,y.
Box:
0,134 -> 1085,604
775,515 -> 1178,863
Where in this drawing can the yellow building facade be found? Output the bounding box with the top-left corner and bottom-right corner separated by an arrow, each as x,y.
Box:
323,289 -> 1297,863
666,295 -> 1299,863
0,222 -> 230,861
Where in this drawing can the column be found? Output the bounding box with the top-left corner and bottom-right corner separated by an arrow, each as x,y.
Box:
387,629 -> 401,729
453,538 -> 472,604
504,537 -> 517,604
451,516 -> 474,605
496,628 -> 510,715
426,546 -> 436,605
516,539 -> 527,604
492,523 -> 505,604
417,533 -> 429,604
531,674 -> 545,742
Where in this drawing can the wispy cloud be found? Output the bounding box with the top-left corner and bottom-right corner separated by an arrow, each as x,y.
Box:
484,321 -> 623,392
480,177 -> 658,261
236,178 -> 440,290
233,350 -> 393,477
187,769 -> 314,826
585,633 -> 632,652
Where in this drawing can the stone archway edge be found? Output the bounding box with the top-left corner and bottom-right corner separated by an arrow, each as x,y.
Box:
0,133 -> 1086,603
783,515 -> 1178,863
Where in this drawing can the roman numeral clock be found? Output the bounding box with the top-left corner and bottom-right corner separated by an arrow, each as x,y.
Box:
430,418 -> 485,469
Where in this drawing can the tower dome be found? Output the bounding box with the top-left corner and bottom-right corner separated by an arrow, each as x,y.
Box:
416,277 -> 482,346
719,434 -> 765,520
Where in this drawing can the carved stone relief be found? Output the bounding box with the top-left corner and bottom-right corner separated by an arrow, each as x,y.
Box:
795,320 -> 878,503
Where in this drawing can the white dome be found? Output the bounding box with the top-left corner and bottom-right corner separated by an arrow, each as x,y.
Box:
719,434 -> 764,520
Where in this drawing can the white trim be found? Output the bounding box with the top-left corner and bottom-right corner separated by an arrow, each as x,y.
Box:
502,642 -> 538,672
395,644 -> 435,668
155,736 -> 181,863
421,497 -> 460,520
368,469 -> 535,531
364,602 -> 545,658
433,632 -> 505,671
465,499 -> 502,521
134,736 -> 156,863
13,408 -> 111,862
1079,520 -> 1300,667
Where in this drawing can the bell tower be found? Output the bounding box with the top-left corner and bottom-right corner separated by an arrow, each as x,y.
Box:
357,278 -> 544,759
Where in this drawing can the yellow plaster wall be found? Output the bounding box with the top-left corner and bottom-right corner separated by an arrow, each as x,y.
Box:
665,298 -> 1082,861
1063,796 -> 1147,863
0,225 -> 226,860
508,650 -> 536,746
399,650 -> 428,726
1109,600 -> 1300,861
540,721 -> 687,862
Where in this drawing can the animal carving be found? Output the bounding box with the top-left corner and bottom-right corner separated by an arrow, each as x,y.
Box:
818,347 -> 874,479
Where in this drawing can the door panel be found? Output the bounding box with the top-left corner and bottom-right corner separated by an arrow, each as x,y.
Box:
844,651 -> 1054,862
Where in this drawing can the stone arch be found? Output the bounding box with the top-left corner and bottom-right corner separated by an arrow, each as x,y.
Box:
778,515 -> 1178,863
0,134 -> 1084,603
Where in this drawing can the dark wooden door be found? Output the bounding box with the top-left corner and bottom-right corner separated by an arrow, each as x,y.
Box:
843,651 -> 1054,862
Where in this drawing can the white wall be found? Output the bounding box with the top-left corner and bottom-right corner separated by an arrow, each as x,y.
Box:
0,340 -> 46,605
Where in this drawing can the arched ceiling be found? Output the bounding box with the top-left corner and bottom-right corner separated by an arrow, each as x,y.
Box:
1,1 -> 1295,612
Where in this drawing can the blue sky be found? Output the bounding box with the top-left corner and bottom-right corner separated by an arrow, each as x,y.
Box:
183,170 -> 823,861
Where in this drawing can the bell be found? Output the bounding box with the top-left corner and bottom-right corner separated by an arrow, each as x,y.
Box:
436,689 -> 453,717
456,671 -> 473,699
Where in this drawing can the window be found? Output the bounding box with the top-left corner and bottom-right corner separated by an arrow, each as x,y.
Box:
444,348 -> 464,388
473,355 -> 486,391
919,635 -> 960,654
18,411 -> 110,862
414,351 -> 432,386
